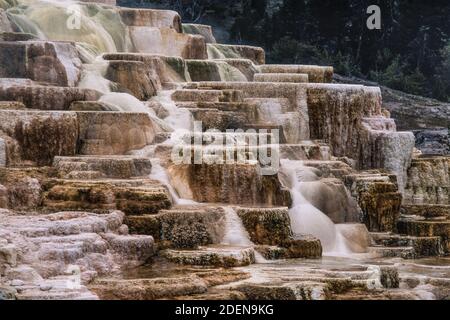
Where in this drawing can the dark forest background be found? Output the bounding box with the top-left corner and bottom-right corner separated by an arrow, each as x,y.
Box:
119,0 -> 450,102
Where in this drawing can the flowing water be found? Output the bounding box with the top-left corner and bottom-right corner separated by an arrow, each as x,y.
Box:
152,90 -> 194,132
6,0 -> 353,259
149,158 -> 197,206
3,0 -> 450,302
281,159 -> 351,255
216,62 -> 247,82
78,55 -> 112,93
7,0 -> 131,52
221,207 -> 253,247
221,206 -> 268,264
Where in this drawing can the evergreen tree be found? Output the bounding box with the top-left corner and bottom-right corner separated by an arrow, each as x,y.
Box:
120,0 -> 450,101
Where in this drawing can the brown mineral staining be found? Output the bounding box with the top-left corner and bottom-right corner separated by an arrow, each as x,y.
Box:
0,0 -> 448,301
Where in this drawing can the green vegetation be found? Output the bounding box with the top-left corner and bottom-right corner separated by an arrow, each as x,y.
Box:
120,0 -> 450,101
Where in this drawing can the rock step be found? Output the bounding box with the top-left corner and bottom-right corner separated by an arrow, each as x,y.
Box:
0,101 -> 26,110
234,270 -> 399,300
105,60 -> 159,100
76,111 -> 158,156
0,85 -> 100,110
101,53 -> 190,84
68,101 -> 121,112
172,89 -> 222,102
0,32 -> 38,42
29,233 -> 153,264
37,242 -> 107,264
280,143 -> 331,161
172,89 -> 243,103
1,211 -> 124,238
230,206 -> 322,259
125,206 -> 226,249
0,110 -> 79,166
16,279 -> 98,300
0,210 -> 155,297
79,139 -> 106,156
90,275 -> 208,300
254,73 -> 309,83
167,145 -> 281,164
235,281 -> 329,300
185,59 -> 250,82
189,108 -> 254,132
210,58 -> 258,81
43,179 -> 172,215
166,145 -> 328,170
299,160 -> 353,179
403,157 -> 450,205
241,124 -> 287,143
362,117 -> 397,132
207,43 -> 265,65
225,264 -> 399,300
165,163 -> 292,206
53,156 -> 152,179
183,23 -> 217,44
0,41 -> 82,87
173,131 -> 277,144
29,233 -> 106,246
344,172 -> 402,233
161,246 -> 256,267
258,64 -> 333,83
169,133 -> 329,160
255,241 -> 322,260
397,219 -> 450,237
397,218 -> 450,253
401,204 -> 450,219
370,232 -> 443,258
176,101 -> 256,113
369,246 -> 416,259
62,171 -> 105,180
182,81 -> 311,142
117,8 -> 182,32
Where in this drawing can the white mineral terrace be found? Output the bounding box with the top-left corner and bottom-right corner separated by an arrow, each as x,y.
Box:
0,0 -> 449,300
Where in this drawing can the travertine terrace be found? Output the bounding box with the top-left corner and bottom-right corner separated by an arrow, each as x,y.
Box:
0,0 -> 449,300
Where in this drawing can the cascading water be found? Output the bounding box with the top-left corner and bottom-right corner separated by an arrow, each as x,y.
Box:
216,62 -> 247,82
152,90 -> 194,133
129,146 -> 179,203
149,158 -> 197,206
6,0 -> 352,259
78,55 -> 112,93
221,207 -> 267,264
221,207 -> 253,247
7,0 -> 131,52
281,159 -> 351,255
255,99 -> 303,144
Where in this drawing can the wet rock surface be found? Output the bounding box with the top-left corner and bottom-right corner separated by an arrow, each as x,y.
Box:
208,44 -> 265,65
106,60 -> 158,100
0,41 -> 82,87
237,207 -> 292,245
0,210 -> 154,300
53,156 -> 152,179
76,112 -> 160,155
183,24 -> 216,44
162,246 -> 256,268
169,164 -> 292,206
405,157 -> 450,205
0,85 -> 101,110
126,206 -> 226,249
42,179 -> 171,215
345,172 -> 402,232
0,0 -> 448,301
0,110 -> 78,166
